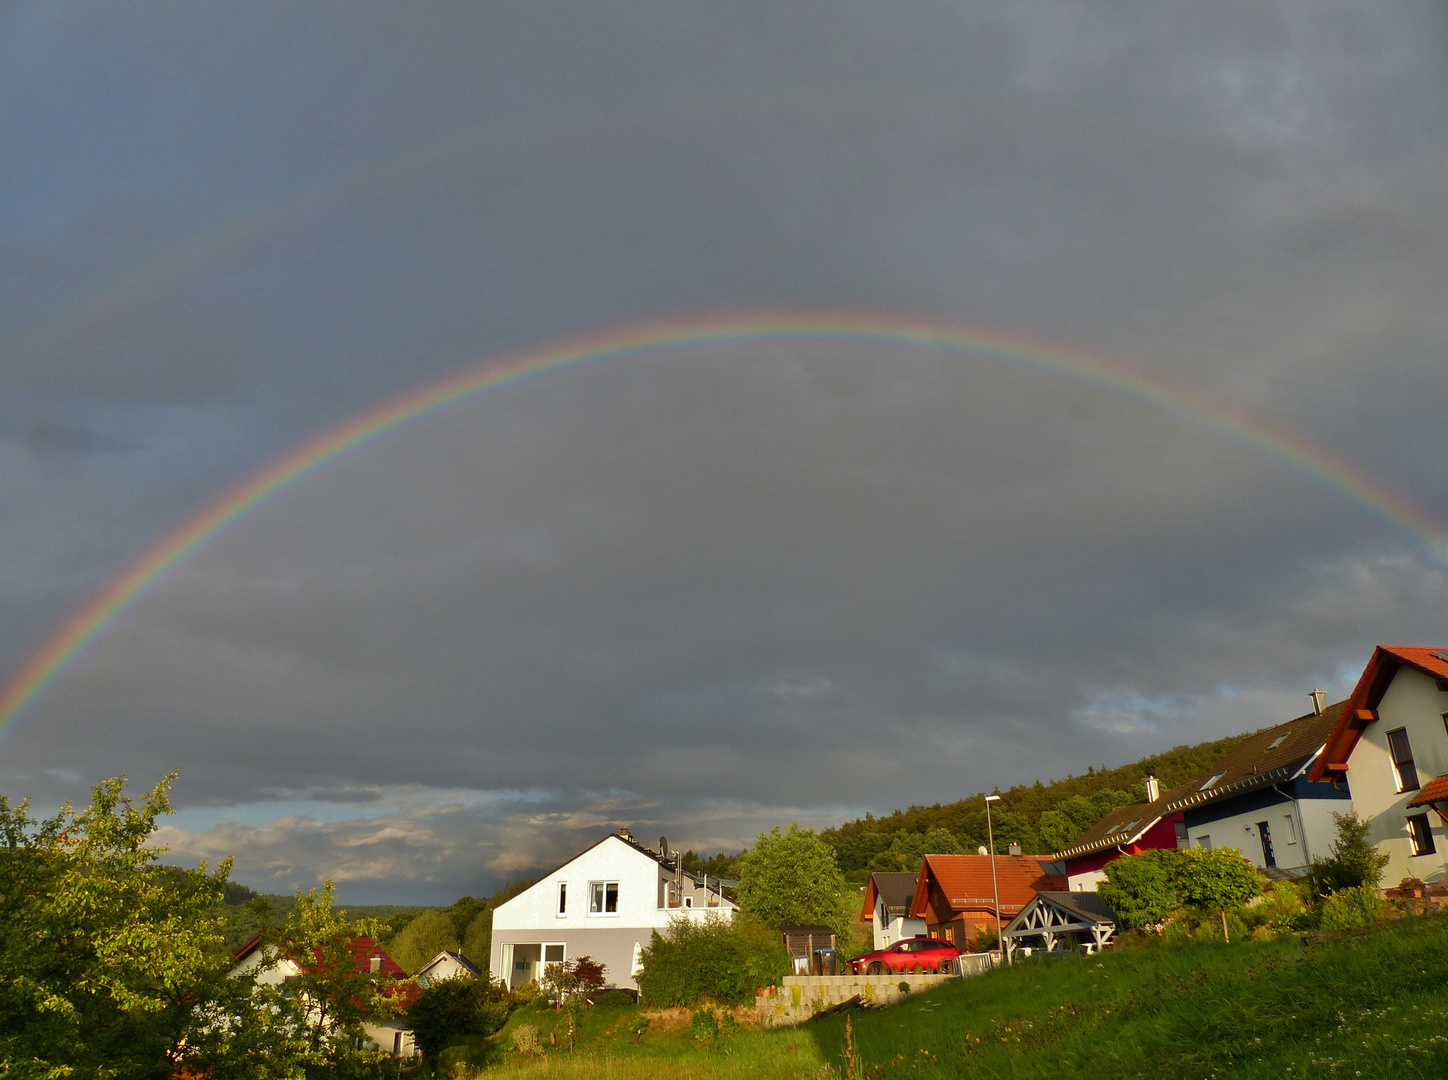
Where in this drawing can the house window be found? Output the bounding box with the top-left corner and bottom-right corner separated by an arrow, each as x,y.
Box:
557,883 -> 568,916
1408,814 -> 1436,857
1197,835 -> 1212,850
1283,815 -> 1297,844
1200,772 -> 1226,792
1386,728 -> 1420,792
1174,821 -> 1189,850
590,881 -> 619,914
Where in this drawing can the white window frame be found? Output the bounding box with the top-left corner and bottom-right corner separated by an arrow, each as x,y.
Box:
589,880 -> 620,916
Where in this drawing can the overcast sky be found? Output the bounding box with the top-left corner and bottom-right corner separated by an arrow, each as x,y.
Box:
2,2 -> 1447,903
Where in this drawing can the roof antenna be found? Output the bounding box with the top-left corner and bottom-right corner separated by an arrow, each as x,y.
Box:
1310,689 -> 1326,716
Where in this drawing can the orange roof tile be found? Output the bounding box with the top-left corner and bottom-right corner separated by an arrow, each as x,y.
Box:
1407,774 -> 1448,809
910,854 -> 1066,919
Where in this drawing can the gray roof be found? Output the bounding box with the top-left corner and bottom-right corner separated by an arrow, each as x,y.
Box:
869,872 -> 921,916
1033,891 -> 1116,924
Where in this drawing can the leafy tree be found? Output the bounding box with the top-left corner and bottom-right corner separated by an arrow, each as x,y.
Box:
1178,848 -> 1260,941
1309,811 -> 1390,899
738,824 -> 850,939
540,955 -> 607,1001
403,975 -> 515,1072
1036,810 -> 1080,853
1096,848 -> 1186,930
460,908 -> 492,968
0,773 -> 235,1080
389,908 -> 459,974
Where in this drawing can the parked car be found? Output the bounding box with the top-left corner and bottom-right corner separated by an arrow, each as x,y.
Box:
849,937 -> 962,975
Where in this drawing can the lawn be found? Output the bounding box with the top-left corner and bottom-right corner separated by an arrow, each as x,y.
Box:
444,914 -> 1448,1078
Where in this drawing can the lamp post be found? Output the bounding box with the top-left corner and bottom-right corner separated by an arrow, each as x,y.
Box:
985,794 -> 1006,966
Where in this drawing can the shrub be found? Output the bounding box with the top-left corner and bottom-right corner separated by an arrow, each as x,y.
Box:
1178,848 -> 1260,912
588,989 -> 637,1009
1319,884 -> 1387,932
690,1007 -> 720,1043
973,925 -> 999,953
1309,812 -> 1390,900
540,955 -> 606,1001
405,977 -> 516,1065
635,915 -> 789,1006
1097,849 -> 1186,929
511,1024 -> 539,1054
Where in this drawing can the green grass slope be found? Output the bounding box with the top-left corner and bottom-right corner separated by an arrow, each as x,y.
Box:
461,915 -> 1448,1078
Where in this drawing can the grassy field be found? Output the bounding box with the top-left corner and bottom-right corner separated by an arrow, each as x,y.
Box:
442,913 -> 1448,1078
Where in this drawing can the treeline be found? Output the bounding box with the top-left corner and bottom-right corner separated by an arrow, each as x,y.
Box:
820,732 -> 1247,877
675,733 -> 1247,883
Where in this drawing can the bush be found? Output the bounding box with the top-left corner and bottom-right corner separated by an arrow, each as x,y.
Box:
1319,884 -> 1387,932
588,988 -> 637,1009
1097,849 -> 1186,929
540,955 -> 606,1001
690,1007 -> 720,1043
1309,812 -> 1390,900
636,915 -> 789,1006
1177,848 -> 1260,914
405,977 -> 516,1065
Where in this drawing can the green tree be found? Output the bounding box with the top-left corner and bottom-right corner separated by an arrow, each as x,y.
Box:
0,774 -> 235,1080
1096,849 -> 1186,930
1179,848 -> 1261,942
1309,811 -> 1390,899
1036,810 -> 1080,853
460,908 -> 492,968
389,908 -> 460,974
738,824 -> 850,940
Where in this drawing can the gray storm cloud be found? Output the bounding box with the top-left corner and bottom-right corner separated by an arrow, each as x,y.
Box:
2,1 -> 1447,899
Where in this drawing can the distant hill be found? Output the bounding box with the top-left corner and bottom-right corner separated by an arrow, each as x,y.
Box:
820,730 -> 1249,880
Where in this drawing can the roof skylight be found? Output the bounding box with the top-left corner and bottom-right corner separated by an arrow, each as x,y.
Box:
1200,772 -> 1227,791
1268,734 -> 1288,749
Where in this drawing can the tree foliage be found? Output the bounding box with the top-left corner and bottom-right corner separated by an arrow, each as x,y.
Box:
819,732 -> 1248,876
635,916 -> 788,1006
405,977 -> 514,1070
737,824 -> 850,939
1309,811 -> 1390,899
0,773 -> 234,1080
1097,848 -> 1185,929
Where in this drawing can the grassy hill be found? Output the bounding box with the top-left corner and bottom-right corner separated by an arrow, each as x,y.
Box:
443,913 -> 1448,1078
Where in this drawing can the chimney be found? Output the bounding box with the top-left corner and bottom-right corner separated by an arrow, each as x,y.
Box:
618,826 -> 632,842
1145,775 -> 1161,802
1007,842 -> 1022,857
1310,689 -> 1326,716
370,954 -> 383,974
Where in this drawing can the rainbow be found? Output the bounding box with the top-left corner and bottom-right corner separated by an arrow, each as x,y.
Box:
2,311 -> 1445,738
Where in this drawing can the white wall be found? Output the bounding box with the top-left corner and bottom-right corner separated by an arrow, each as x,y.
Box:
1349,667 -> 1448,887
1185,800 -> 1312,872
872,896 -> 927,950
489,835 -> 736,988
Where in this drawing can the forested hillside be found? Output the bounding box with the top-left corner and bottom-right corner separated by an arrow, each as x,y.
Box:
821,731 -> 1248,879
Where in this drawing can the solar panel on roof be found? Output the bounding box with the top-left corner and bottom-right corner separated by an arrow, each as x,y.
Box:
1432,650 -> 1448,664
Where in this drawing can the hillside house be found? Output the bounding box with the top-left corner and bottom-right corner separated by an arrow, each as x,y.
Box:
908,853 -> 1066,949
414,949 -> 480,987
861,871 -> 928,950
230,933 -> 419,1058
1311,646 -> 1448,889
488,828 -> 737,992
1056,701 -> 1350,889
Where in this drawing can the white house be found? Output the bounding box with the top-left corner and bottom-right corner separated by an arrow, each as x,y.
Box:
1312,646 -> 1448,889
414,949 -> 480,988
489,828 -> 737,992
860,872 -> 927,950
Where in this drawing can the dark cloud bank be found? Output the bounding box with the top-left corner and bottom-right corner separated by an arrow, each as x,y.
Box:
1,2 -> 1446,901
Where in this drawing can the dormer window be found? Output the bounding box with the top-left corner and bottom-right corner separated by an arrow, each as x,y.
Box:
1200,772 -> 1226,791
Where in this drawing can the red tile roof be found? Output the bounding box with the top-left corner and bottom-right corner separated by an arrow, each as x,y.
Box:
1407,774 -> 1448,809
910,854 -> 1066,919
1312,647 -> 1448,782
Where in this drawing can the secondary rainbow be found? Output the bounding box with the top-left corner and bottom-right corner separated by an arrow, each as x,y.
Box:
3,311 -> 1445,738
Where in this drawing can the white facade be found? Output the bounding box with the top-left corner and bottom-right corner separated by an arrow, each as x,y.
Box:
489,833 -> 736,991
871,892 -> 927,950
1186,801 -> 1312,871
1343,667 -> 1448,887
414,950 -> 478,987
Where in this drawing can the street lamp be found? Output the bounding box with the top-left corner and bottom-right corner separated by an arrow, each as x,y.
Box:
984,794 -> 1006,966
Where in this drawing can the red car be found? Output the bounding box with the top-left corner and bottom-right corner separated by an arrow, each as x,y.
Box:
849,937 -> 962,975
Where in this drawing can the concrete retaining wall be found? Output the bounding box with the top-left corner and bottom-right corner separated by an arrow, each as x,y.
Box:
755,955 -> 996,1027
